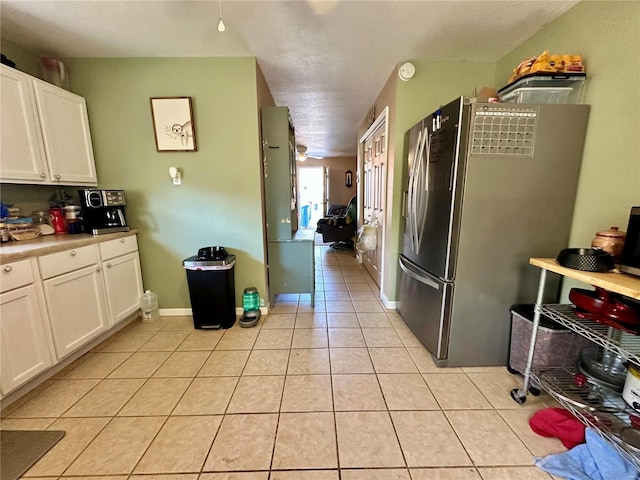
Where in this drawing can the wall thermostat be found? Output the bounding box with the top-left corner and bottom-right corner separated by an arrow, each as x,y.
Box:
398,62 -> 416,81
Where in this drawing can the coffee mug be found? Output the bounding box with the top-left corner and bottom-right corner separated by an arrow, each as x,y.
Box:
67,221 -> 84,234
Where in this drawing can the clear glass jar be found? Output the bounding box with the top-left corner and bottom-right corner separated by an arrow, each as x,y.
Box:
31,210 -> 52,225
0,223 -> 9,242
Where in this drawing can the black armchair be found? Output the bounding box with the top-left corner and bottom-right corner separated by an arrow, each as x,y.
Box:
316,196 -> 357,249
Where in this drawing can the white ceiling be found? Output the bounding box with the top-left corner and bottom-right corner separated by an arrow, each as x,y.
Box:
0,0 -> 580,157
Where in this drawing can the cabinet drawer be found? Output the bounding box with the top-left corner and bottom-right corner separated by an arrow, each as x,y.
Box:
100,235 -> 138,261
39,245 -> 99,280
0,259 -> 34,293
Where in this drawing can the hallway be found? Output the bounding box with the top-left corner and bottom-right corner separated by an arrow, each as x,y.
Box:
0,245 -> 564,479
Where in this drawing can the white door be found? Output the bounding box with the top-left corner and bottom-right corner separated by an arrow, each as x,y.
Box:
0,65 -> 48,183
33,78 -> 98,185
44,265 -> 108,359
297,166 -> 327,229
361,121 -> 387,287
102,252 -> 144,326
0,284 -> 54,394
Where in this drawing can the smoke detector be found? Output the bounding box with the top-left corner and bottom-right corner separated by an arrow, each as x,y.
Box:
398,62 -> 416,81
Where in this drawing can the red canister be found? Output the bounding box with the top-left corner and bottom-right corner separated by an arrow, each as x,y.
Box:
49,207 -> 67,234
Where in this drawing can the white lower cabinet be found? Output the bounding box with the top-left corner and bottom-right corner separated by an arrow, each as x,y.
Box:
0,234 -> 143,399
102,251 -> 143,326
0,283 -> 54,396
43,263 -> 109,359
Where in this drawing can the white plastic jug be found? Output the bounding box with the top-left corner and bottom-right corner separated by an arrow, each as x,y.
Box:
140,290 -> 159,322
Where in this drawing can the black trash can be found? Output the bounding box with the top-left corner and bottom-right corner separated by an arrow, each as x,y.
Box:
183,246 -> 236,329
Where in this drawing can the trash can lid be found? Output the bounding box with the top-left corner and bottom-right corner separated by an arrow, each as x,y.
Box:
196,246 -> 229,261
183,254 -> 235,270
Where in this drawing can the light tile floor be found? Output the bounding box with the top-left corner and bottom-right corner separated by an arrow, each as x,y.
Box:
1,244 -> 567,479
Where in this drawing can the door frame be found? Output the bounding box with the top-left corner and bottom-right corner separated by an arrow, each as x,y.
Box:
296,164 -> 328,228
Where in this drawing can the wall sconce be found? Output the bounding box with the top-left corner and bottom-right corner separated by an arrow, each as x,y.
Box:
345,170 -> 353,188
169,166 -> 182,185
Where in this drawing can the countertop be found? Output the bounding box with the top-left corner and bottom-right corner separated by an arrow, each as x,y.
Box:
530,257 -> 640,300
0,230 -> 139,264
267,229 -> 315,242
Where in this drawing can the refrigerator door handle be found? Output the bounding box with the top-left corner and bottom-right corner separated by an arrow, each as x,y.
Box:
416,131 -> 431,250
408,129 -> 423,253
399,256 -> 440,290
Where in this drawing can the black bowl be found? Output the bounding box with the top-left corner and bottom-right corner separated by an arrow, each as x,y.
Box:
557,248 -> 614,272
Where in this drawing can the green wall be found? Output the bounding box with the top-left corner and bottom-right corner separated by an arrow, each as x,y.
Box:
496,0 -> 640,297
66,57 -> 267,308
496,0 -> 640,244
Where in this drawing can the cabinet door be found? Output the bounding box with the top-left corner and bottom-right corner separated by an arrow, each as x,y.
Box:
267,240 -> 314,298
262,107 -> 295,241
102,251 -> 143,326
33,79 -> 98,185
44,265 -> 108,359
0,65 -> 48,183
0,284 -> 54,395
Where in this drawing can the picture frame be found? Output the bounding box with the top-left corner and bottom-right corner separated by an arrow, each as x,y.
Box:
345,170 -> 353,188
150,97 -> 197,151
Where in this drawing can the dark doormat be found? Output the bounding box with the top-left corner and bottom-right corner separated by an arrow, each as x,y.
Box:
0,430 -> 65,480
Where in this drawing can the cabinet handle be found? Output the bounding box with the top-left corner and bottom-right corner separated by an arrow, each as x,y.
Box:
120,238 -> 126,243
3,266 -> 12,273
96,267 -> 102,272
40,173 -> 46,178
106,263 -> 112,268
70,251 -> 77,256
55,174 -> 62,180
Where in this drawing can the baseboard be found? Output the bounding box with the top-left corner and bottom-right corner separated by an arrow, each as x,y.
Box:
380,292 -> 397,310
159,308 -> 192,316
158,307 -> 269,316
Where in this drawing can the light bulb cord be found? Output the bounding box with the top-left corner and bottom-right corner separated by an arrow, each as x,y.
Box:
217,0 -> 225,32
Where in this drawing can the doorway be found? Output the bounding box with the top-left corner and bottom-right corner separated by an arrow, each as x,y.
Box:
297,166 -> 327,229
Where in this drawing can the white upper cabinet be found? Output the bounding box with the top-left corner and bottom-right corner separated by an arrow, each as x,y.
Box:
32,78 -> 97,185
0,65 -> 49,182
0,65 -> 98,186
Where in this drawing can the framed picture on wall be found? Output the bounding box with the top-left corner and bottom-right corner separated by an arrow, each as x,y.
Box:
150,97 -> 198,151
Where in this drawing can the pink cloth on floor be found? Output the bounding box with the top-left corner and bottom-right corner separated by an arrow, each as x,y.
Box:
529,407 -> 586,449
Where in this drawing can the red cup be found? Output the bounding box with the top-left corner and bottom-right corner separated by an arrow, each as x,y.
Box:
49,207 -> 67,234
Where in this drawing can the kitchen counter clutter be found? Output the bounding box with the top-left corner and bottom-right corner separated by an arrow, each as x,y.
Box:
512,257 -> 640,471
0,230 -> 143,404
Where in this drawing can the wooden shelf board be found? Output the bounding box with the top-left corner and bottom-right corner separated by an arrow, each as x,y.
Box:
530,257 -> 640,300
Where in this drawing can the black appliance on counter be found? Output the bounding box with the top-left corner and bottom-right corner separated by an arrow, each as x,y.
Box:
620,206 -> 640,277
183,246 -> 236,329
78,189 -> 130,235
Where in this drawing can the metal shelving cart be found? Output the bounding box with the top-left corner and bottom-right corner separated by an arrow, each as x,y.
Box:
511,257 -> 640,470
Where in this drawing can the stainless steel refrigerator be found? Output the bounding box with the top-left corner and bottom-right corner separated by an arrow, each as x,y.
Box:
398,96 -> 590,367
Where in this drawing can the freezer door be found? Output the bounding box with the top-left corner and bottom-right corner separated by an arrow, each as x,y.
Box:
398,255 -> 453,360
